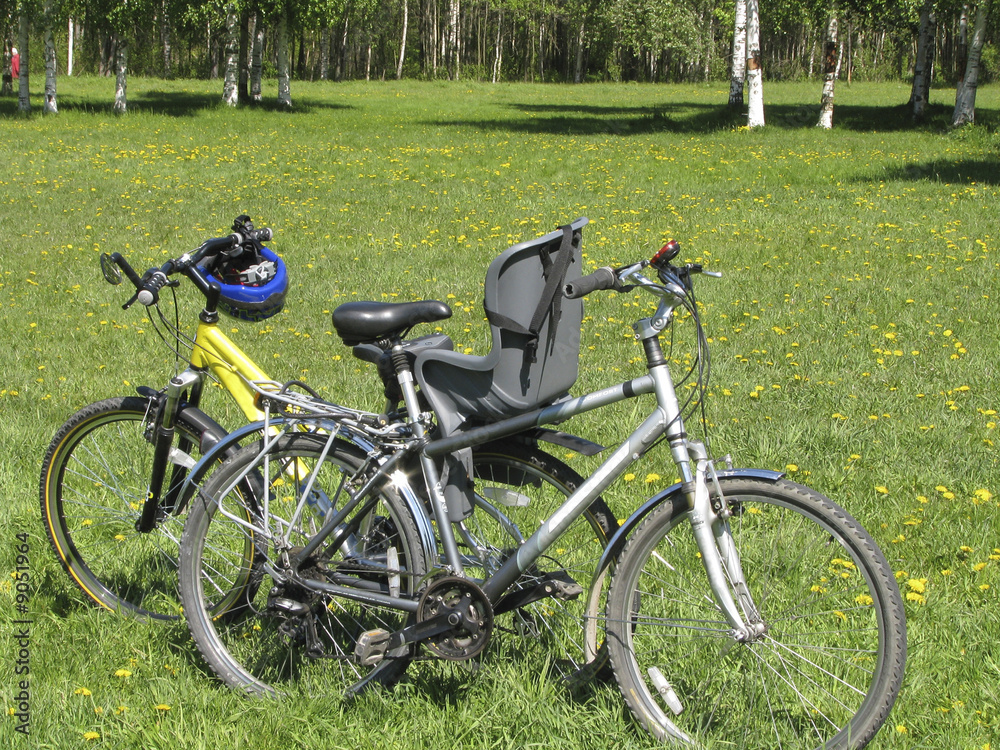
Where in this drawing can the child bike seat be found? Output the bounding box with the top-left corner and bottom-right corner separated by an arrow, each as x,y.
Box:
415,218 -> 587,436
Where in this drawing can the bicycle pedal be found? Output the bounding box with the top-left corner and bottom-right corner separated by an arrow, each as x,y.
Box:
354,628 -> 391,666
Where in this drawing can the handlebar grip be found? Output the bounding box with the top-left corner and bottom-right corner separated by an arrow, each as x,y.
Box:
563,267 -> 617,299
137,270 -> 170,306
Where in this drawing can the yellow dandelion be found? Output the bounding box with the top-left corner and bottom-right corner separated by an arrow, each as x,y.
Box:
623,473 -> 636,482
114,668 -> 132,678
155,704 -> 171,711
74,687 -> 92,696
785,464 -> 798,473
907,578 -> 927,594
875,486 -> 889,495
644,473 -> 661,484
83,731 -> 100,741
896,724 -> 907,734
973,562 -> 987,572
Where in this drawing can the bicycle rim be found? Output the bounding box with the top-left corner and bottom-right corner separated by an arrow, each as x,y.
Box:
606,477 -> 905,749
40,397 -> 196,620
179,433 -> 427,697
461,443 -> 616,683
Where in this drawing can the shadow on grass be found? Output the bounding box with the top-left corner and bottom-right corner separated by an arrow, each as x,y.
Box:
425,98 -> 999,136
858,157 -> 1000,185
0,89 -> 352,118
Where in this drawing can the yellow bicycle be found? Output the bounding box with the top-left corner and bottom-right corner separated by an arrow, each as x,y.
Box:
41,216 -> 613,631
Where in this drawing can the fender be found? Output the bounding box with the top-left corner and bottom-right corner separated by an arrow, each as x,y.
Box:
529,428 -> 604,456
483,427 -> 604,456
177,418 -> 438,565
582,467 -> 784,662
135,385 -> 230,456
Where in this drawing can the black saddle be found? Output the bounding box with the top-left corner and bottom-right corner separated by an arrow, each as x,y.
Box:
332,300 -> 452,346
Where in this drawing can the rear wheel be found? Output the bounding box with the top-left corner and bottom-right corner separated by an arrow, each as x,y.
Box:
606,477 -> 906,748
179,432 -> 427,697
462,442 -> 617,682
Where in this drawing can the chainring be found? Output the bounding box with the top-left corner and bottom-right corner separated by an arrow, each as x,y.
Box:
417,575 -> 494,661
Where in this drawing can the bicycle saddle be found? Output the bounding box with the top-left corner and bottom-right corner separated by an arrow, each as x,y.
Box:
332,300 -> 452,345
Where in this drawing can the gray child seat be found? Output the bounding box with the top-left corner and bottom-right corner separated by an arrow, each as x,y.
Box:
414,217 -> 588,439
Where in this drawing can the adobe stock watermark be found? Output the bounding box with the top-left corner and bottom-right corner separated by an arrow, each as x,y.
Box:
9,532 -> 32,737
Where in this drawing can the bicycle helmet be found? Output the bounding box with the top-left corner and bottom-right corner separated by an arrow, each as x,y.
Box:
202,244 -> 288,322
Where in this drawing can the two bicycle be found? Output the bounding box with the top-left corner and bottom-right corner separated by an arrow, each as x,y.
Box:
42,216 -> 905,748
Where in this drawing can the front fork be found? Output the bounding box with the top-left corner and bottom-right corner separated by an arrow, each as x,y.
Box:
136,368 -> 204,532
684,442 -> 763,641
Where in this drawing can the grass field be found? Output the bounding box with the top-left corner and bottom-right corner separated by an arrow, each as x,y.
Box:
1,76 -> 999,748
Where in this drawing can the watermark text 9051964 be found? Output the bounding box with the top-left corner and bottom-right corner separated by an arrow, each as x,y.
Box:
10,532 -> 31,736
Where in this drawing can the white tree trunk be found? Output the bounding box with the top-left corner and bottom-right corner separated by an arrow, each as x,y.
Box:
447,0 -> 460,80
277,10 -> 292,107
952,3 -> 987,127
397,0 -> 408,79
161,0 -> 172,77
745,0 -> 764,127
574,18 -> 586,83
18,8 -> 30,113
222,5 -> 239,106
251,15 -> 263,101
68,17 -> 74,76
319,27 -> 330,80
44,20 -> 58,114
817,11 -> 839,129
729,0 -> 746,107
492,10 -> 503,83
113,39 -> 128,114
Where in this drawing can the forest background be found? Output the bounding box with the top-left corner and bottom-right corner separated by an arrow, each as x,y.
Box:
2,0 -> 998,106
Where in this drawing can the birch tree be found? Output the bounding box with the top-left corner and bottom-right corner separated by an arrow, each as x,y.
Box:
222,2 -> 239,105
395,0 -> 408,80
277,4 -> 291,107
113,37 -> 127,113
17,1 -> 30,113
746,0 -> 764,127
43,3 -> 57,113
817,4 -> 838,128
250,10 -> 263,100
952,1 -> 988,127
729,0 -> 747,108
910,0 -> 936,121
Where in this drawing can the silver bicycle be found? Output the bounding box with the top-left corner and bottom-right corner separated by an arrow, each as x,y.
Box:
178,222 -> 905,748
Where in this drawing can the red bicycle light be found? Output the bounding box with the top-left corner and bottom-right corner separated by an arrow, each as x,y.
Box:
651,240 -> 680,267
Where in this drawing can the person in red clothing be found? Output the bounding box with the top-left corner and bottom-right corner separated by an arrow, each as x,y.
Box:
11,47 -> 19,79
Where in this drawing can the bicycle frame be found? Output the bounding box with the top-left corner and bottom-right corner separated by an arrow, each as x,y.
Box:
203,266 -> 763,645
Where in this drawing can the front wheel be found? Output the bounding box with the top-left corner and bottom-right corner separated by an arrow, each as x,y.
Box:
606,477 -> 906,748
40,396 -> 211,621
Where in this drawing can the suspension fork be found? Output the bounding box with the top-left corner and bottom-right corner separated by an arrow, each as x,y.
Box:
640,320 -> 759,640
136,368 -> 205,532
684,442 -> 761,640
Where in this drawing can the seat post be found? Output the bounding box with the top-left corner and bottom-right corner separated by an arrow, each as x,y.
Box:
391,342 -> 466,577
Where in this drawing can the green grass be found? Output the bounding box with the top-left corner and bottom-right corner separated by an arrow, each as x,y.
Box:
2,75 -> 999,748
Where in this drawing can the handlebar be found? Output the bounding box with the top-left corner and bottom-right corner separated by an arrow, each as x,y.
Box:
563,267 -> 619,299
562,240 -> 720,302
102,216 -> 274,310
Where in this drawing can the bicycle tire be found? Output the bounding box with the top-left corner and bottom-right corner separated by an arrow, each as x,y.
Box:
463,441 -> 617,682
40,395 -> 210,621
178,432 -> 428,698
605,477 -> 905,748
